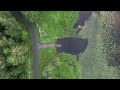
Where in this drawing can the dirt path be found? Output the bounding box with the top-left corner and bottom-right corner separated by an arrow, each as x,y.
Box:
10,11 -> 38,79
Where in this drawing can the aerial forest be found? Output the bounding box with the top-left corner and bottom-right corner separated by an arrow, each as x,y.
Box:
0,11 -> 120,79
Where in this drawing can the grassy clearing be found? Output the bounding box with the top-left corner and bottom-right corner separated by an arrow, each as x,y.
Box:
34,11 -> 81,79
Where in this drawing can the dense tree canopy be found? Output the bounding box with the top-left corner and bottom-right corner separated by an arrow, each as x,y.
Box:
0,11 -> 30,79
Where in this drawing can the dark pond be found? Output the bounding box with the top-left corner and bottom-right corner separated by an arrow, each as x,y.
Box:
55,37 -> 88,55
73,11 -> 92,29
73,11 -> 100,29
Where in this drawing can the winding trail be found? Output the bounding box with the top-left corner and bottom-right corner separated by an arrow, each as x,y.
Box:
10,11 -> 38,79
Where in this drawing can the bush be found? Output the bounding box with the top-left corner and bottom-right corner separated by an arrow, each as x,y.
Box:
42,53 -> 81,79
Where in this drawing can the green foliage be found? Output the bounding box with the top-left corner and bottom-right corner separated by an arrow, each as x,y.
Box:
0,11 -> 81,79
24,11 -> 79,43
6,46 -> 29,66
0,11 -> 30,79
78,11 -> 120,79
42,53 -> 81,79
24,11 -> 81,79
